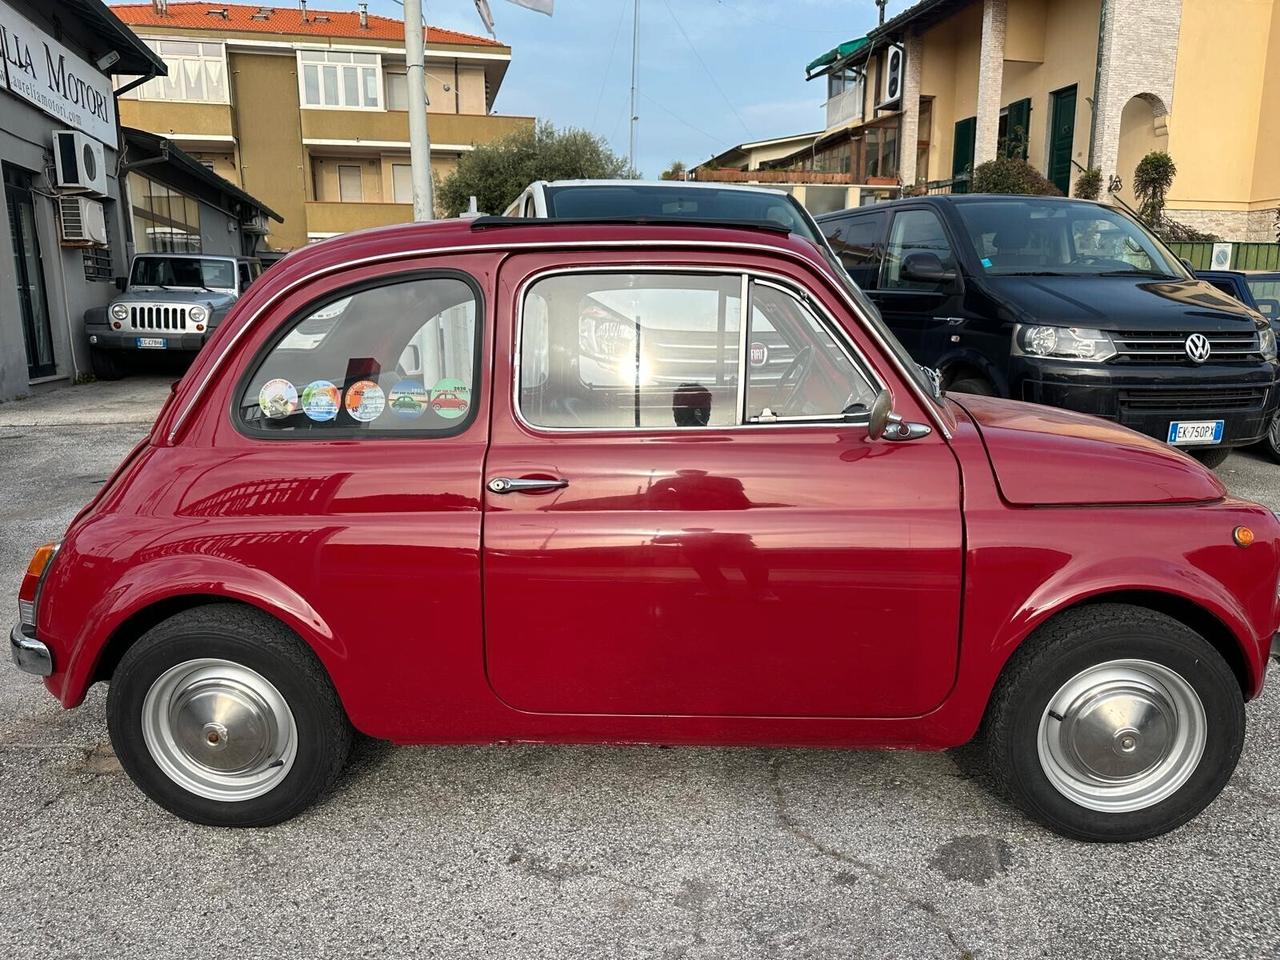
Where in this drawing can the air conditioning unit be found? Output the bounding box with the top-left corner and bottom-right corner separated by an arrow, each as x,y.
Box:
878,44 -> 904,109
58,196 -> 109,246
52,130 -> 109,197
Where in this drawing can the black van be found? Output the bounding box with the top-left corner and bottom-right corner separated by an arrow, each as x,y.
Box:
816,195 -> 1279,467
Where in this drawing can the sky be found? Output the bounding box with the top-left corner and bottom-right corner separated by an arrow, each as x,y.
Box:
364,0 -> 887,178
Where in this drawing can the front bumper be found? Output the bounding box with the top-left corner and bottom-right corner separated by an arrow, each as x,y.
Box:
85,325 -> 207,352
1015,358 -> 1279,448
9,624 -> 52,677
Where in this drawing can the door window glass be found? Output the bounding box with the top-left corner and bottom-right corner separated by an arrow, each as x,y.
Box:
882,209 -> 957,292
519,273 -> 742,429
238,275 -> 478,436
823,212 -> 886,289
745,282 -> 877,422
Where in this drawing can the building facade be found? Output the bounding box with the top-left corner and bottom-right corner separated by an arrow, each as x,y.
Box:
112,1 -> 535,248
0,0 -> 165,400
749,0 -> 1280,239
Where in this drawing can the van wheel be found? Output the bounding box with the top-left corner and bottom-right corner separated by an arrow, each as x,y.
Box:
1257,415 -> 1280,464
89,348 -> 130,381
945,375 -> 996,396
107,604 -> 353,827
1188,447 -> 1231,469
982,604 -> 1243,842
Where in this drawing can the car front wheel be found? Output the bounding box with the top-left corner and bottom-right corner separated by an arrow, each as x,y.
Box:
982,603 -> 1244,841
1188,447 -> 1231,469
1257,414 -> 1280,464
107,604 -> 353,827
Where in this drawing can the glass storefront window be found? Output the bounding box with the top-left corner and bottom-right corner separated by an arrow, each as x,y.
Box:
129,173 -> 201,254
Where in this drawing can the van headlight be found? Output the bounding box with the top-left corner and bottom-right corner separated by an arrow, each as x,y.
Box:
1012,324 -> 1117,362
1260,328 -> 1276,361
109,303 -> 128,321
188,305 -> 208,323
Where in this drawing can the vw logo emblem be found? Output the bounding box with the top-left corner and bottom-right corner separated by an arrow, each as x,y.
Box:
1185,333 -> 1212,363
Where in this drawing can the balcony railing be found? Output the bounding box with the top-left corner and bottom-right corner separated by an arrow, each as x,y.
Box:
824,87 -> 862,130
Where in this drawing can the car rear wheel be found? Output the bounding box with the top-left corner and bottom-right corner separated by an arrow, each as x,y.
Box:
89,347 -> 130,381
1257,414 -> 1280,464
107,604 -> 353,827
982,603 -> 1244,841
1188,447 -> 1231,469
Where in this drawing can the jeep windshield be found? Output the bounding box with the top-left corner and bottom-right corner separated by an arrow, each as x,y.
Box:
953,199 -> 1187,279
130,256 -> 236,292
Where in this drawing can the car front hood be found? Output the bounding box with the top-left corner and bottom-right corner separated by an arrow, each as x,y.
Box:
113,290 -> 235,307
948,393 -> 1226,506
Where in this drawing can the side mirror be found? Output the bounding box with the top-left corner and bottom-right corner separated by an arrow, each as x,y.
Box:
901,252 -> 956,284
867,388 -> 894,440
1180,257 -> 1196,271
114,276 -> 127,291
1256,299 -> 1279,320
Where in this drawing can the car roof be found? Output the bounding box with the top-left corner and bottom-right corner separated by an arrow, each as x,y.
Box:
544,179 -> 791,198
814,193 -> 1109,220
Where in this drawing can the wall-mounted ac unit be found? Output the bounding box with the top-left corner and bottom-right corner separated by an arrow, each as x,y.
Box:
52,130 -> 109,197
58,195 -> 109,246
878,44 -> 904,110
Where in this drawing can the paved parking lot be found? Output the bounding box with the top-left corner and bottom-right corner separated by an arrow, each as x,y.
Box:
2,377 -> 1278,960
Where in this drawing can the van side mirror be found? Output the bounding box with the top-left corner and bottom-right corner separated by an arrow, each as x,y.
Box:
1180,257 -> 1195,271
901,252 -> 956,284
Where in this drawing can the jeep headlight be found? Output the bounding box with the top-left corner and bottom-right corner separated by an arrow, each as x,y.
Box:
188,304 -> 208,323
1260,327 -> 1277,361
109,302 -> 128,321
1012,324 -> 1117,362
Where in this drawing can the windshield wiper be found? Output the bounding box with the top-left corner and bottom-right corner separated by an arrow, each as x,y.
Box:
1099,269 -> 1177,279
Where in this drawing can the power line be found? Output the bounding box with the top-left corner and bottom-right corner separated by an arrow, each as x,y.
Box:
590,0 -> 629,132
639,89 -> 729,148
662,0 -> 752,138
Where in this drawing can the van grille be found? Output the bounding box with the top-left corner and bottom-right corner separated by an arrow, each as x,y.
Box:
128,304 -> 190,331
1113,330 -> 1261,363
1119,386 -> 1269,411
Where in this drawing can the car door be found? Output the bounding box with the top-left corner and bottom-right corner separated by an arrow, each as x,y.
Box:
867,207 -> 966,365
481,252 -> 964,719
820,209 -> 888,292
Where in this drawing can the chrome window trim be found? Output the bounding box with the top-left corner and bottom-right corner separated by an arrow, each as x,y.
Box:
170,238 -> 949,443
511,265 -> 886,435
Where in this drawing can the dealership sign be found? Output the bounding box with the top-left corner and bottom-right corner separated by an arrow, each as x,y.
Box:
0,1 -> 115,145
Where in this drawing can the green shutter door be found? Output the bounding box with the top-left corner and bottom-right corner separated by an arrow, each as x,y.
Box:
952,117 -> 976,192
1004,98 -> 1031,160
1048,86 -> 1077,195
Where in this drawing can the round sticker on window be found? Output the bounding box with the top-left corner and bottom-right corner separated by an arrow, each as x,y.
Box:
749,342 -> 769,368
301,380 -> 340,422
258,378 -> 298,419
345,380 -> 385,423
429,378 -> 470,420
388,379 -> 429,419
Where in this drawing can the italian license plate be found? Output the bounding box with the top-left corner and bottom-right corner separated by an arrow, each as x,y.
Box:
136,337 -> 167,350
1167,420 -> 1224,445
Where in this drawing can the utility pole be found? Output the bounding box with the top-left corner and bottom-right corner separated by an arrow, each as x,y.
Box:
404,0 -> 434,220
628,0 -> 639,176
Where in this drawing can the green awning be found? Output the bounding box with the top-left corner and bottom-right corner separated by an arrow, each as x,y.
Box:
806,36 -> 870,79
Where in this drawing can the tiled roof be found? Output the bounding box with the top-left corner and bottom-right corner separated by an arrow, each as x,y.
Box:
109,2 -> 504,46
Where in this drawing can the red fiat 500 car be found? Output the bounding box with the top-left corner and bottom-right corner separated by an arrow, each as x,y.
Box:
11,217 -> 1280,840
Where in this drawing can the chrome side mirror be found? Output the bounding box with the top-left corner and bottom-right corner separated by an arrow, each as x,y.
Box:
867,386 -> 933,442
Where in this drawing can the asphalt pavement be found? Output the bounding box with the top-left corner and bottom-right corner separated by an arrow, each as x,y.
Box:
1,377 -> 1278,960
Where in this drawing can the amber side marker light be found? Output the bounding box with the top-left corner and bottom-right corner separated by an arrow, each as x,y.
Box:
1233,526 -> 1255,548
26,543 -> 57,578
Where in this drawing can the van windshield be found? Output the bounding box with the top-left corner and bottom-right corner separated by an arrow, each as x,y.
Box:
953,199 -> 1186,279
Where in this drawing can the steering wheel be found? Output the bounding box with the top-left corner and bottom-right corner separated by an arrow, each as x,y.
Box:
774,344 -> 814,414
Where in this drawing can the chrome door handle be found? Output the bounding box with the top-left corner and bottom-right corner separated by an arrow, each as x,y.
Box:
487,477 -> 569,494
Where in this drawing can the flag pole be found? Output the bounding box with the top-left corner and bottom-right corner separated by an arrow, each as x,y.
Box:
404,0 -> 434,220
628,0 -> 639,176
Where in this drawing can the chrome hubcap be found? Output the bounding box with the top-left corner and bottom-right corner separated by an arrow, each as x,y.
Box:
1037,659 -> 1206,813
142,659 -> 297,802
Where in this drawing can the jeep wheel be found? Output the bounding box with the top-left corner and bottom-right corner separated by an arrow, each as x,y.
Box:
89,347 -> 130,381
107,604 -> 353,827
982,604 -> 1244,842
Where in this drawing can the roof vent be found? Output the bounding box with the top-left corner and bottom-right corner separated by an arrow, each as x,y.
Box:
299,0 -> 309,23
151,0 -> 169,14
358,2 -> 368,29
205,7 -> 229,19
251,7 -> 274,20
313,15 -> 331,23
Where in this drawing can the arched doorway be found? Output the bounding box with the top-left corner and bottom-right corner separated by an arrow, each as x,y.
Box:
1115,94 -> 1167,209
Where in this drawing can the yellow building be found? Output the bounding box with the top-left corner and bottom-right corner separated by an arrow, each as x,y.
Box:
752,0 -> 1280,240
112,1 -> 534,248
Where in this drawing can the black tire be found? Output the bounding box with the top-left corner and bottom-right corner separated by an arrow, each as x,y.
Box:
1256,414 -> 1280,464
946,375 -> 996,397
89,347 -> 130,381
107,603 -> 353,827
981,603 -> 1244,842
1188,447 -> 1231,469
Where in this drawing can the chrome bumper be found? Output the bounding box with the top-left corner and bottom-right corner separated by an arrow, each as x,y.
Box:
9,624 -> 52,677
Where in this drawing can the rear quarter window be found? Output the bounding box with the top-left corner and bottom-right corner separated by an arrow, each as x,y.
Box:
236,272 -> 480,438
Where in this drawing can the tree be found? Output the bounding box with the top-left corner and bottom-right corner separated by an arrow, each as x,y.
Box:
660,160 -> 687,181
970,157 -> 1062,196
1132,151 -> 1176,226
436,121 -> 631,217
1073,167 -> 1102,201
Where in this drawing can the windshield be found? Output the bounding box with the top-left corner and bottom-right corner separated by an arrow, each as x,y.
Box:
130,256 -> 236,290
953,199 -> 1185,278
544,185 -> 822,243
